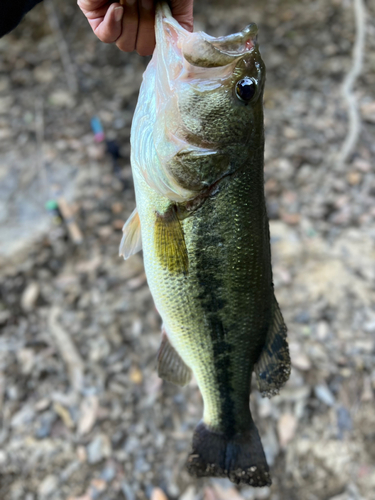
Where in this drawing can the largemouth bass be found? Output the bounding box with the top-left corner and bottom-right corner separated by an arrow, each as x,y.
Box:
120,2 -> 291,487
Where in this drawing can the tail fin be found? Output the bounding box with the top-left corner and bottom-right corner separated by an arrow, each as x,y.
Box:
186,421 -> 271,487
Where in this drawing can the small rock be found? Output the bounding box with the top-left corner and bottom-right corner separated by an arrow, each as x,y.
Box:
38,475 -> 58,499
11,405 -> 35,428
97,226 -> 113,239
291,352 -> 311,371
35,411 -> 57,439
49,90 -> 75,108
87,434 -> 112,464
78,395 -> 99,435
151,487 -> 168,500
314,384 -> 335,407
346,171 -> 362,186
21,282 -> 39,311
53,402 -> 75,429
17,348 -> 35,375
129,366 -> 143,384
336,406 -> 352,439
0,310 -> 10,325
76,445 -> 87,462
100,463 -> 116,482
35,399 -> 51,412
121,481 -> 135,500
254,487 -> 271,499
0,450 -> 7,466
361,101 -> 375,123
90,478 -> 107,494
361,376 -> 373,402
280,211 -> 301,225
277,413 -> 298,448
211,484 -> 244,500
203,487 -> 216,500
316,321 -> 329,341
113,219 -> 125,230
111,202 -> 123,214
353,158 -> 371,172
180,487 -> 196,500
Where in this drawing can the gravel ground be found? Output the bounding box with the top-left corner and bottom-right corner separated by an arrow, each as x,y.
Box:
0,1 -> 374,499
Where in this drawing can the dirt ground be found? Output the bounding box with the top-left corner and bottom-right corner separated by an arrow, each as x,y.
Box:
0,0 -> 374,499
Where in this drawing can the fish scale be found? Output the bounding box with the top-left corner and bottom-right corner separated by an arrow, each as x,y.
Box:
120,2 -> 291,486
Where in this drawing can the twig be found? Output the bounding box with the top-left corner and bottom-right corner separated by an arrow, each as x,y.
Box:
57,196 -> 84,244
336,0 -> 366,166
48,306 -> 84,393
44,0 -> 78,94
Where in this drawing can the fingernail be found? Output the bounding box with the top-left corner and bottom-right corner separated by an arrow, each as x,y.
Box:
114,6 -> 123,22
126,0 -> 136,5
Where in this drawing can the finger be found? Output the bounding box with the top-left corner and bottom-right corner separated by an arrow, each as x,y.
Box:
81,2 -> 124,43
136,0 -> 156,57
116,0 -> 139,52
170,0 -> 194,32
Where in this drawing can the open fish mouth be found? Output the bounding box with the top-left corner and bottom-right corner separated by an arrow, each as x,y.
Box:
157,3 -> 259,68
182,24 -> 259,68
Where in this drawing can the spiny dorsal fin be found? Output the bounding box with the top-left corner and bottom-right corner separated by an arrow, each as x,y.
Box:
157,328 -> 192,386
119,207 -> 142,259
254,296 -> 291,398
154,205 -> 189,274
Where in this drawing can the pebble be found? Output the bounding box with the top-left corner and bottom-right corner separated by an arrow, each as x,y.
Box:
11,405 -> 35,428
151,487 -> 168,500
20,282 -> 39,311
314,384 -> 335,407
35,411 -> 57,439
49,90 -> 75,108
0,450 -> 7,466
100,463 -> 116,482
87,434 -> 112,464
180,487 -> 196,500
53,402 -> 75,429
121,481 -> 136,500
277,413 -> 298,448
336,406 -> 352,439
291,352 -> 311,371
38,475 -> 58,499
78,395 -> 99,435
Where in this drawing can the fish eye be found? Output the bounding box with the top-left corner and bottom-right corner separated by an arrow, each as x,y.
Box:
235,77 -> 256,103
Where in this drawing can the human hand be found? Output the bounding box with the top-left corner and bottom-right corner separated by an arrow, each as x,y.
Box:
78,0 -> 194,56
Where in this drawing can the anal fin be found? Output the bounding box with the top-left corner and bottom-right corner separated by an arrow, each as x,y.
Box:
254,296 -> 291,398
119,207 -> 142,259
157,329 -> 192,386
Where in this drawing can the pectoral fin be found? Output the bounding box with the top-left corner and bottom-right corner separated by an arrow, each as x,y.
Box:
154,206 -> 189,274
254,297 -> 291,397
119,208 -> 142,259
157,329 -> 192,386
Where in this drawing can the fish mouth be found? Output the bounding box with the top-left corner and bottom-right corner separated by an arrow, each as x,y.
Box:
182,24 -> 259,68
157,3 -> 259,68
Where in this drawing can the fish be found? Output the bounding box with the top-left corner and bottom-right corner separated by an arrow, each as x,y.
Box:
120,2 -> 291,487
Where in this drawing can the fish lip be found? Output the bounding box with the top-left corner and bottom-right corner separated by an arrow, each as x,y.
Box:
209,23 -> 259,54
